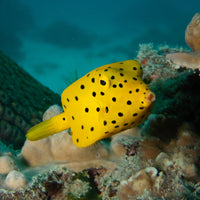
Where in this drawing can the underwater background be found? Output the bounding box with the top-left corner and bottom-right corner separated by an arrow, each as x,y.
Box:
0,0 -> 199,93
1,0 -> 200,199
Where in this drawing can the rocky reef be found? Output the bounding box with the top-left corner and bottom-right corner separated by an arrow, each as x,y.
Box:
0,13 -> 200,200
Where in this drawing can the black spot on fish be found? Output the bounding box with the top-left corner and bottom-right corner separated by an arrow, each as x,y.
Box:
133,77 -> 137,81
85,108 -> 89,112
129,90 -> 132,94
87,73 -> 90,77
81,125 -> 84,129
112,84 -> 117,88
112,97 -> 116,102
133,113 -> 138,117
100,91 -> 105,96
91,127 -> 94,131
104,69 -> 108,71
119,83 -> 123,88
75,96 -> 78,101
92,92 -> 96,97
120,68 -> 123,70
100,80 -> 106,86
96,107 -> 100,112
91,78 -> 95,83
123,123 -> 128,126
63,117 -> 65,120
115,125 -> 119,128
120,73 -> 124,76
105,107 -> 109,113
67,98 -> 70,102
105,131 -> 109,134
72,116 -> 75,120
103,120 -> 107,126
124,80 -> 127,83
111,76 -> 115,79
112,120 -> 116,124
139,107 -> 144,110
127,100 -> 132,105
76,138 -> 79,143
136,89 -> 139,92
80,84 -> 85,89
133,67 -> 137,70
118,112 -> 123,117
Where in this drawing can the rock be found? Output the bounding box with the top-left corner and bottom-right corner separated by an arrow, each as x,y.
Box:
5,170 -> 27,189
0,156 -> 17,174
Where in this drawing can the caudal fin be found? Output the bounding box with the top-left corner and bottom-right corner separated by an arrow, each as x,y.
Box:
26,113 -> 70,141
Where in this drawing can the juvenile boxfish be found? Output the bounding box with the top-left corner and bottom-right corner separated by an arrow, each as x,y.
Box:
26,60 -> 155,147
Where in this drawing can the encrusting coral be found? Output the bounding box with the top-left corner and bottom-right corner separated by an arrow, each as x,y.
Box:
166,13 -> 200,70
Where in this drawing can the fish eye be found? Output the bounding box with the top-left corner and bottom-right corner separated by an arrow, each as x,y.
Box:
100,80 -> 106,86
98,74 -> 110,89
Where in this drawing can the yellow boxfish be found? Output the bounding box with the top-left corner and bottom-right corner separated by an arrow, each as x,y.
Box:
26,60 -> 155,147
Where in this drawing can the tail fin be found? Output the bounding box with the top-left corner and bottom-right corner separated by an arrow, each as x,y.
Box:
26,113 -> 70,141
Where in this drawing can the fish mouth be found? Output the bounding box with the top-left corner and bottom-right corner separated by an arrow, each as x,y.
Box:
146,91 -> 156,104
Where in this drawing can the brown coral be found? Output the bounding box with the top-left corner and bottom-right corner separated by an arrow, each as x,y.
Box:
166,13 -> 200,70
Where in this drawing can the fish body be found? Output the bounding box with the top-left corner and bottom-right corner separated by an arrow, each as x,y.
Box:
26,60 -> 155,147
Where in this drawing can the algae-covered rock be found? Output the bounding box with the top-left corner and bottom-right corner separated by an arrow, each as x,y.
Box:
0,50 -> 60,149
0,167 -> 100,200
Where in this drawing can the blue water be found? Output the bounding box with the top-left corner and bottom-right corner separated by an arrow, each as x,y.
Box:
0,0 -> 199,93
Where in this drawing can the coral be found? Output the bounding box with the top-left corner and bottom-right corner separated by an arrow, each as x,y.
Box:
100,122 -> 200,199
111,128 -> 141,157
0,50 -> 60,149
42,104 -> 63,121
185,13 -> 200,51
136,43 -> 200,134
166,13 -> 200,70
4,170 -> 27,189
118,167 -> 162,199
0,167 -> 100,199
136,43 -> 180,82
22,105 -> 110,169
1,38 -> 200,199
0,156 -> 17,174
